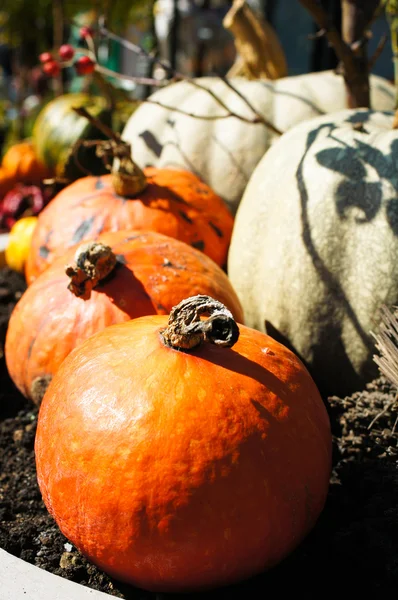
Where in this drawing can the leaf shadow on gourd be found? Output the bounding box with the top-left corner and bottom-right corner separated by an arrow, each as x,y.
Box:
289,118 -> 389,395
257,80 -> 326,115
139,128 -> 202,177
166,117 -> 253,184
314,116 -> 398,235
139,114 -> 260,186
314,117 -> 398,228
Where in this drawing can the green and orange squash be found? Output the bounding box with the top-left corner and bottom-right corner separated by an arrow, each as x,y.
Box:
32,93 -> 113,181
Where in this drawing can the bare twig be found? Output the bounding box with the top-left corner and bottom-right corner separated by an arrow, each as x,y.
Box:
98,23 -> 282,134
143,99 -> 257,122
219,77 -> 282,134
52,0 -> 64,96
300,0 -> 358,65
72,106 -> 121,142
95,64 -> 169,88
367,395 -> 397,430
368,33 -> 388,71
392,412 -> 398,435
68,139 -> 99,177
299,0 -> 376,108
341,0 -> 380,108
308,28 -> 327,39
385,0 -> 398,110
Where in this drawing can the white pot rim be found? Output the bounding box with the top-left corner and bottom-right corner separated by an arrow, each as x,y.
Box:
0,549 -> 114,599
0,233 -> 9,252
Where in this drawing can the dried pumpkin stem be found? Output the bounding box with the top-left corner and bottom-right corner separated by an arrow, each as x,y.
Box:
66,242 -> 117,300
161,295 -> 240,351
224,0 -> 288,80
110,150 -> 148,197
71,106 -> 148,196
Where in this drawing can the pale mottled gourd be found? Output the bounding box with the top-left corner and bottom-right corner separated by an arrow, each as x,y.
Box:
228,108 -> 398,397
121,72 -> 395,214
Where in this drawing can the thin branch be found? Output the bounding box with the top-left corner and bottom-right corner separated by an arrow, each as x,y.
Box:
386,0 -> 398,110
308,28 -> 327,40
98,23 -> 176,77
52,0 -> 64,96
299,0 -> 372,108
367,395 -> 397,430
392,412 -> 398,435
299,0 -> 358,67
96,64 -> 169,88
98,22 -> 282,134
368,33 -> 388,71
72,106 -> 121,142
220,77 -> 282,134
143,98 -> 270,125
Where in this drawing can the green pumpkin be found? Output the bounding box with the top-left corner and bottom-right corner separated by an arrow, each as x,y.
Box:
32,94 -> 113,181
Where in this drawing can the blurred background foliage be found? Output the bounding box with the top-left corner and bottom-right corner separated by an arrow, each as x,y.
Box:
0,0 -> 394,155
0,1 -> 149,56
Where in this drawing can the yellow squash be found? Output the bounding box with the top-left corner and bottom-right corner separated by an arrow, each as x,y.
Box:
6,216 -> 38,273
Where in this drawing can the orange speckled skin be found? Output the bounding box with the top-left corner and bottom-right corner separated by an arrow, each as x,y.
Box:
6,230 -> 243,402
35,318 -> 332,592
25,169 -> 233,284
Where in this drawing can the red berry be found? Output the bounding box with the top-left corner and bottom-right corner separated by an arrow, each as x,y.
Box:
59,44 -> 75,61
80,26 -> 93,39
42,60 -> 61,77
39,52 -> 53,64
74,55 -> 96,75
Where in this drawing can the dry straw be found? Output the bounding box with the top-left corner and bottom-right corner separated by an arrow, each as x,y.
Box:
372,305 -> 398,388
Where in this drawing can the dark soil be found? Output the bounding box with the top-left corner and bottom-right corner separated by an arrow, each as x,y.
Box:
0,265 -> 397,598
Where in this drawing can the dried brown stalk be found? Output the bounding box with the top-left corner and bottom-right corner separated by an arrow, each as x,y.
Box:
372,305 -> 398,388
223,0 -> 288,80
72,106 -> 121,142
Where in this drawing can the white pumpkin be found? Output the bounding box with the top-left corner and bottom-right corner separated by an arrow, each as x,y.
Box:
122,71 -> 395,214
228,108 -> 398,396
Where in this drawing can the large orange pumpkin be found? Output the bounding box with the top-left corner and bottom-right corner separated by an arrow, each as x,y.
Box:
2,140 -> 52,185
35,295 -> 332,592
25,167 -> 233,284
6,232 -> 243,403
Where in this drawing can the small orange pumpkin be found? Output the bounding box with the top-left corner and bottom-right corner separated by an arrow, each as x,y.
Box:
6,231 -> 243,403
35,295 -> 332,592
0,167 -> 17,201
25,166 -> 234,284
2,141 -> 52,185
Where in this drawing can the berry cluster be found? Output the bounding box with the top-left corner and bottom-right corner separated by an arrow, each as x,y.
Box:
39,27 -> 96,77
